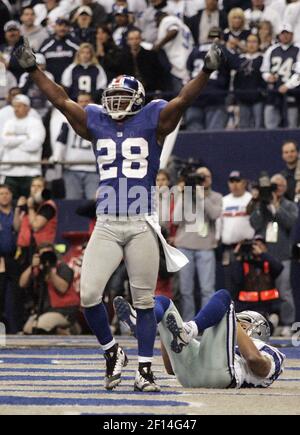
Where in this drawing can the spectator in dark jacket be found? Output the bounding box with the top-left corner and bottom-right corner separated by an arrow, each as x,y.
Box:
111,5 -> 135,48
95,25 -> 125,82
185,29 -> 239,131
188,0 -> 228,45
71,0 -> 108,28
281,140 -> 299,202
122,28 -> 167,92
71,5 -> 96,46
234,33 -> 265,128
39,18 -> 80,83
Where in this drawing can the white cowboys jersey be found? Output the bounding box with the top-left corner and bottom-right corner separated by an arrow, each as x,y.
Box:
234,339 -> 286,388
55,122 -> 96,173
157,15 -> 193,82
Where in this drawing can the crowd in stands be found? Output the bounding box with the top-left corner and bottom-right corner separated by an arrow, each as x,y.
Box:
1,0 -> 300,130
0,0 -> 300,338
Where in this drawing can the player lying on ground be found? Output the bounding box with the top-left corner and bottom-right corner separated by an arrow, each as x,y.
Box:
114,290 -> 285,388
14,37 -> 224,392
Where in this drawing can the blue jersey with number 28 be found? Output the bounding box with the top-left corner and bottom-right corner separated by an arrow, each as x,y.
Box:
85,99 -> 168,215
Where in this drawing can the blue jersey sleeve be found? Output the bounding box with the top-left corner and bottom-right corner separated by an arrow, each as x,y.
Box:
85,104 -> 107,139
143,99 -> 168,129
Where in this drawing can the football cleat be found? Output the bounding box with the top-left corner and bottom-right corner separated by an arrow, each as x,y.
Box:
102,75 -> 145,120
134,367 -> 161,392
113,296 -> 137,337
166,312 -> 192,353
104,344 -> 128,390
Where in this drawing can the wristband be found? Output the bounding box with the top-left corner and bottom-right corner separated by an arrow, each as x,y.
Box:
25,64 -> 38,73
202,66 -> 214,74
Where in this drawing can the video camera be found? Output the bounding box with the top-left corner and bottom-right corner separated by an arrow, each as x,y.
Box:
257,172 -> 277,205
185,172 -> 206,188
177,159 -> 204,182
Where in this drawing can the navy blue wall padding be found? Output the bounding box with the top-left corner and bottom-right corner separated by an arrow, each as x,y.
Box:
173,129 -> 300,194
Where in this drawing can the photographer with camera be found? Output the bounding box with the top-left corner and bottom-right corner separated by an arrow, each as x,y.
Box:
233,235 -> 283,325
250,173 -> 298,336
20,243 -> 80,335
174,167 -> 222,321
14,176 -> 57,268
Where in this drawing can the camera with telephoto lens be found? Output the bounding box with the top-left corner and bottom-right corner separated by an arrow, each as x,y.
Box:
235,240 -> 255,262
186,172 -> 206,188
39,250 -> 57,269
257,172 -> 277,205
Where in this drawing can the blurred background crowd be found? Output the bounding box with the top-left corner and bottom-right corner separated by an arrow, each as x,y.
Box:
1,0 -> 300,338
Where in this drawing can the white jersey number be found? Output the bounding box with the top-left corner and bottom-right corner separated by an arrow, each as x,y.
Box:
97,138 -> 149,180
271,57 -> 294,83
78,75 -> 92,93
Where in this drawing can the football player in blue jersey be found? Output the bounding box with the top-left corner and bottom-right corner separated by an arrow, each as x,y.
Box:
14,37 -> 223,392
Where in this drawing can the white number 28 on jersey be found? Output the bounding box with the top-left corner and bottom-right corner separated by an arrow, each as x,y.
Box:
96,138 -> 149,180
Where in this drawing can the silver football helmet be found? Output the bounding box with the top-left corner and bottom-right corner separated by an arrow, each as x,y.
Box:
237,311 -> 271,342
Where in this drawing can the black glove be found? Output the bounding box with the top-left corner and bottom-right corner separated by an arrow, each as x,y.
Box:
13,37 -> 37,72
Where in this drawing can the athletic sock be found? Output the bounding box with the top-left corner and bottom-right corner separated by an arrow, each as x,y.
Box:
154,295 -> 171,323
83,302 -> 115,349
183,320 -> 199,339
136,308 -> 157,359
193,289 -> 232,333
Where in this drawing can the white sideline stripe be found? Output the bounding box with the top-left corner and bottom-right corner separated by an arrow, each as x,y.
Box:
182,391 -> 300,397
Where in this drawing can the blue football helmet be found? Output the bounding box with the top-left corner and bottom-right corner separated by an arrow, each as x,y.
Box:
237,311 -> 271,342
102,75 -> 145,120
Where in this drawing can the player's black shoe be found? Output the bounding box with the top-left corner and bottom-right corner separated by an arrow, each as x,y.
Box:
113,296 -> 137,337
166,312 -> 191,354
134,367 -> 161,392
104,345 -> 128,390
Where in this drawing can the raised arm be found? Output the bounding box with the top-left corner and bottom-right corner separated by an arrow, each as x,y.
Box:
157,41 -> 224,142
237,323 -> 271,378
14,38 -> 91,141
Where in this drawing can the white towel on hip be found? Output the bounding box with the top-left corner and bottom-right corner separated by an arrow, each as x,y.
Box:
145,214 -> 189,272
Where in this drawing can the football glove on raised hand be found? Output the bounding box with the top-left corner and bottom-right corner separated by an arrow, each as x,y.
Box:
203,40 -> 224,73
14,37 -> 37,72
